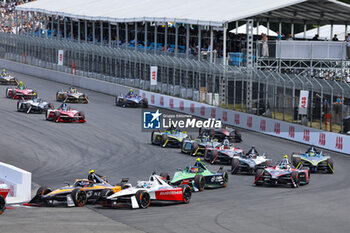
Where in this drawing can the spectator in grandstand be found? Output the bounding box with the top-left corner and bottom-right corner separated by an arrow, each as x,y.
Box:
312,34 -> 319,40
276,32 -> 282,40
346,33 -> 350,59
286,34 -> 293,40
261,33 -> 269,57
332,34 -> 339,41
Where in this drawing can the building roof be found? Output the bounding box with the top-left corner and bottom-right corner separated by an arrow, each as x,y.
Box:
16,0 -> 350,27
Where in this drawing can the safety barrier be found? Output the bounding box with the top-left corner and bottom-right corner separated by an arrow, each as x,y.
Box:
140,90 -> 350,154
0,162 -> 31,203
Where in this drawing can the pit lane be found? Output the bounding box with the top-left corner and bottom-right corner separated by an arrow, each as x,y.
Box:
0,71 -> 349,233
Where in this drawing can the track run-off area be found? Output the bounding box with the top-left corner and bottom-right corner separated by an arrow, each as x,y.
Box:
0,71 -> 349,233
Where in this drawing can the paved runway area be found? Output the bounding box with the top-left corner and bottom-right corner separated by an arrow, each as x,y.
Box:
0,71 -> 349,233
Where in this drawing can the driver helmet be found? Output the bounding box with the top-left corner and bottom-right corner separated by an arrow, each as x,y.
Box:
223,139 -> 230,149
190,167 -> 198,173
19,81 -> 23,86
309,148 -> 316,157
143,182 -> 148,188
89,170 -> 95,174
61,103 -> 68,108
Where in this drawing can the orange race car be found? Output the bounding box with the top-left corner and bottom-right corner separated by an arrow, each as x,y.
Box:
28,176 -> 130,207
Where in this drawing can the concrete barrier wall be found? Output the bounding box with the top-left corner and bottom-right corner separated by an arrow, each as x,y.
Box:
0,162 -> 31,203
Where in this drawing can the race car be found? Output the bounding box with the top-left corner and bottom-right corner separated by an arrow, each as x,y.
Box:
200,126 -> 242,143
17,97 -> 54,114
168,158 -> 228,191
204,139 -> 244,164
56,87 -> 89,103
181,134 -> 221,156
0,73 -> 18,85
115,92 -> 148,108
254,156 -> 310,188
101,174 -> 191,209
28,176 -> 129,207
151,128 -> 190,148
0,184 -> 10,215
46,103 -> 86,123
6,86 -> 37,99
231,146 -> 272,174
291,146 -> 334,173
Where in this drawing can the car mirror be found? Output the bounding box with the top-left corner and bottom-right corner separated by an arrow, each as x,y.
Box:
64,181 -> 70,186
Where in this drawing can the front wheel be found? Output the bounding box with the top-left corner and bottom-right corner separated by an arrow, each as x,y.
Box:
291,172 -> 300,188
0,195 -> 6,215
194,175 -> 205,191
327,158 -> 334,174
255,169 -> 264,186
180,185 -> 191,204
71,188 -> 87,207
222,171 -> 229,187
231,158 -> 239,174
135,190 -> 150,209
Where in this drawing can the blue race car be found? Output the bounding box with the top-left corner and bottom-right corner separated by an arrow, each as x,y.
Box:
291,146 -> 334,173
115,90 -> 148,108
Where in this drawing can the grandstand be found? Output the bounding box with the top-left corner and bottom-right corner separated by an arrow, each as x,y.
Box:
3,0 -> 350,132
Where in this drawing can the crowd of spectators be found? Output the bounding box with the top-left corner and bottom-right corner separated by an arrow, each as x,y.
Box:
0,0 -> 35,33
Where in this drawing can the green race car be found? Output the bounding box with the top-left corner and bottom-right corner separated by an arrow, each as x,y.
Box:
162,159 -> 228,192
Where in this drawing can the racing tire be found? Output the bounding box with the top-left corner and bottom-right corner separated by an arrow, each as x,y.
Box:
78,111 -> 85,123
45,110 -> 50,120
54,111 -> 60,123
222,171 -> 229,187
83,94 -> 88,104
71,188 -> 87,207
25,103 -> 31,114
5,87 -> 10,98
303,167 -> 311,184
161,134 -> 168,148
36,186 -> 52,197
291,171 -> 300,188
190,142 -> 199,156
180,141 -> 187,154
142,99 -> 148,108
48,103 -> 54,109
160,172 -> 170,181
56,92 -> 61,101
0,195 -> 5,215
151,131 -> 156,145
327,158 -> 334,174
255,169 -> 264,186
194,175 -> 205,191
234,130 -> 242,143
231,158 -> 240,174
180,185 -> 191,204
210,150 -> 218,164
291,154 -> 298,167
135,190 -> 150,209
11,89 -> 16,98
17,101 -> 21,112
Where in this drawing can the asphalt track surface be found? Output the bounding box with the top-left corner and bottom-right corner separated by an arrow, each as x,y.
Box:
0,71 -> 350,233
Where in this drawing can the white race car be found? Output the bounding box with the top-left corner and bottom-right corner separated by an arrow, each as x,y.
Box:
102,174 -> 191,209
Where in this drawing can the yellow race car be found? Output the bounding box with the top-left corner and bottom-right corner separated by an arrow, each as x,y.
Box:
28,178 -> 129,207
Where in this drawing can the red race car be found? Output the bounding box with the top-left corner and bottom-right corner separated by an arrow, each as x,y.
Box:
6,86 -> 37,99
0,184 -> 10,215
46,103 -> 86,123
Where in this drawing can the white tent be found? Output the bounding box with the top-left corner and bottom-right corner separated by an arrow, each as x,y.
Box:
294,25 -> 347,40
229,24 -> 278,36
16,0 -> 350,27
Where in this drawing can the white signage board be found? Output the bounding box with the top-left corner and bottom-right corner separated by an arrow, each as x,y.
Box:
298,90 -> 309,115
150,66 -> 158,85
58,50 -> 64,66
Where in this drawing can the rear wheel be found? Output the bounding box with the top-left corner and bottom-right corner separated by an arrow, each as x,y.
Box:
71,188 -> 87,207
6,87 -> 10,98
204,149 -> 211,161
194,175 -> 205,191
36,186 -> 52,205
180,185 -> 191,204
135,190 -> 150,209
291,154 -> 298,167
0,195 -> 5,215
327,158 -> 334,174
54,111 -> 60,122
151,131 -> 156,144
190,142 -> 199,156
255,169 -> 264,186
231,158 -> 239,174
78,111 -> 85,122
222,171 -> 229,187
291,172 -> 300,188
210,150 -> 218,164
17,101 -> 21,112
56,92 -> 61,101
